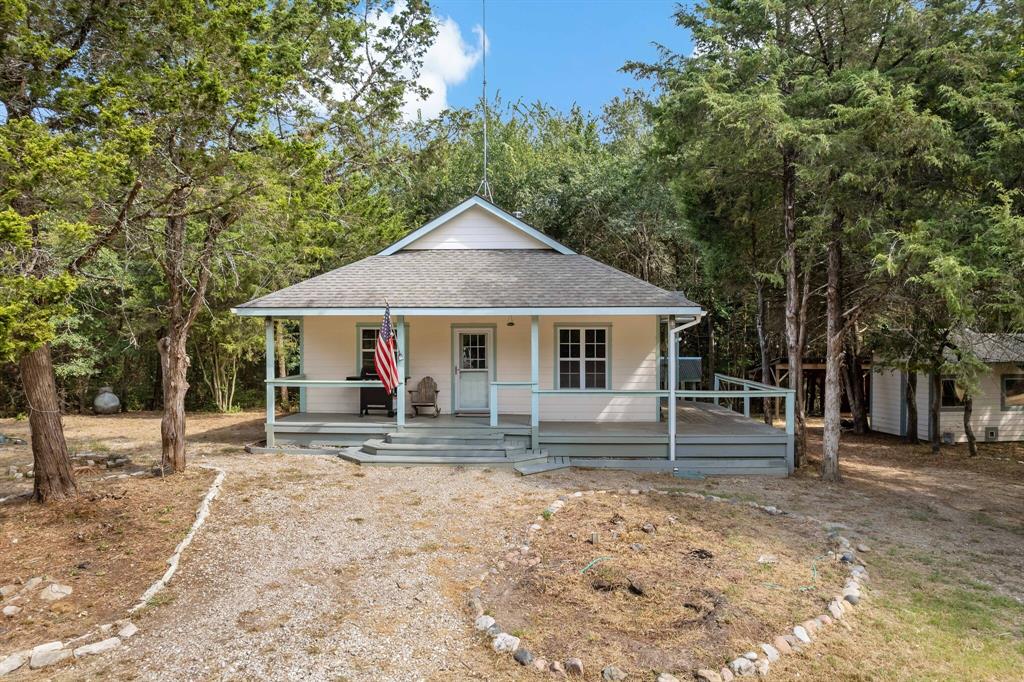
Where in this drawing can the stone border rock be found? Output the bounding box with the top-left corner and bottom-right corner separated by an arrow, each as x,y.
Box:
0,464 -> 225,677
129,465 -> 225,612
467,487 -> 873,681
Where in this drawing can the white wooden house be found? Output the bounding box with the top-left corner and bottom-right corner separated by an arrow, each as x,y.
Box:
871,331 -> 1024,443
233,196 -> 796,475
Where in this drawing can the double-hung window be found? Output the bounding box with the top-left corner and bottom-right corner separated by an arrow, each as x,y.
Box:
359,327 -> 379,374
557,327 -> 608,390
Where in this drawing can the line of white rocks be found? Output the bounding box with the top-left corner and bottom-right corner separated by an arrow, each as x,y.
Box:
0,464 -> 225,677
467,487 -> 872,681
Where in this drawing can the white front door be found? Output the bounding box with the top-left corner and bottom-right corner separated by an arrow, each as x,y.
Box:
455,329 -> 492,412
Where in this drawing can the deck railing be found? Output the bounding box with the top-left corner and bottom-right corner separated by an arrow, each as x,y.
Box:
485,375 -> 795,472
488,381 -> 535,427
264,370 -> 794,473
266,374 -> 380,388
712,374 -> 795,471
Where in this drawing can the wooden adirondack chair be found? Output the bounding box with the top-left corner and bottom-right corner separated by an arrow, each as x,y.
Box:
408,376 -> 441,417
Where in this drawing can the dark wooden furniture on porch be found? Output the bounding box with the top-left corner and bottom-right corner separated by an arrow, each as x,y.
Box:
347,370 -> 394,417
408,376 -> 441,417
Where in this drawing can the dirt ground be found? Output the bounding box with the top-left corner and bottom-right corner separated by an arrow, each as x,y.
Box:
0,468 -> 213,651
0,410 -> 1022,681
483,491 -> 846,674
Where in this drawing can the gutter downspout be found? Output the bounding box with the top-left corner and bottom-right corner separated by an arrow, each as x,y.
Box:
669,313 -> 706,461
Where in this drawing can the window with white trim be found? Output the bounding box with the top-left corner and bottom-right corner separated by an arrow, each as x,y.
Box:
359,327 -> 379,374
557,327 -> 608,389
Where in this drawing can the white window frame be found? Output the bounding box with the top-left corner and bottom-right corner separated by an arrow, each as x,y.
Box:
555,326 -> 610,390
357,325 -> 379,374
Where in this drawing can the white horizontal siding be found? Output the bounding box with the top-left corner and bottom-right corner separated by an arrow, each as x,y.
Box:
915,372 -> 930,437
300,314 -> 659,422
302,316 -> 378,413
869,358 -> 1024,443
938,363 -> 1024,442
539,316 -> 658,422
870,364 -> 903,436
402,205 -> 549,250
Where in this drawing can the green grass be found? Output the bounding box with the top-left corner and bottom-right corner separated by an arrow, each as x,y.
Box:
814,552 -> 1024,680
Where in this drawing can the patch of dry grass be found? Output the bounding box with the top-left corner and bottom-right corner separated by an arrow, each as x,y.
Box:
483,492 -> 845,675
0,468 -> 214,651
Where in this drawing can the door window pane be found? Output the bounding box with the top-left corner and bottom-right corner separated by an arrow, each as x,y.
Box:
461,333 -> 487,370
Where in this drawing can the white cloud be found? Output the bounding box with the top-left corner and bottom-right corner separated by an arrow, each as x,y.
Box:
328,5 -> 485,122
402,15 -> 486,120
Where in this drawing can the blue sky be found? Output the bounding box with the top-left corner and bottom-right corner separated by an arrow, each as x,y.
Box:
401,1 -> 693,119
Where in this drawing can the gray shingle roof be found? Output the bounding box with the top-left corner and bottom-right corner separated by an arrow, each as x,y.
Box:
237,250 -> 698,310
948,330 -> 1024,363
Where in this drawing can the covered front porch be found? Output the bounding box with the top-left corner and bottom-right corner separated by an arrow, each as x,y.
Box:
252,307 -> 795,475
257,309 -> 794,474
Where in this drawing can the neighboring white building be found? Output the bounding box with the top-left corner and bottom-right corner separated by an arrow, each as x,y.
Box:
233,195 -> 797,475
871,332 -> 1024,443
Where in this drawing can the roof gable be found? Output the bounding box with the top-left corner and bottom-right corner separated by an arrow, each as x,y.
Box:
379,196 -> 575,255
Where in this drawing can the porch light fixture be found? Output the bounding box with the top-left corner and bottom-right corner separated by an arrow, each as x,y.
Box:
507,317 -> 515,327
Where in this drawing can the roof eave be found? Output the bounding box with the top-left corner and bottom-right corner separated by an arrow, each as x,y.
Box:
232,305 -> 704,317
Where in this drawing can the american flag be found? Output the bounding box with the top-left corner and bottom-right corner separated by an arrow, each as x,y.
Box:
374,302 -> 400,395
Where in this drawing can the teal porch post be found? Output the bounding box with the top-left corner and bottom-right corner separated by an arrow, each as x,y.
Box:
298,317 -> 306,413
264,316 -> 276,447
530,315 -> 539,451
667,315 -> 677,460
785,391 -> 795,473
395,315 -> 406,427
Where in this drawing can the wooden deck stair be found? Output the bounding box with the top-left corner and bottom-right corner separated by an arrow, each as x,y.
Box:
338,432 -> 546,467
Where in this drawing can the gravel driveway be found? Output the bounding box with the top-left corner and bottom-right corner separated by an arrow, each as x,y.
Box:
62,453 -> 568,681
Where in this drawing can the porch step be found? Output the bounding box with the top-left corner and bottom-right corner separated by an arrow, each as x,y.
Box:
337,447 -> 516,467
513,457 -> 571,476
361,438 -> 525,458
384,432 -> 505,446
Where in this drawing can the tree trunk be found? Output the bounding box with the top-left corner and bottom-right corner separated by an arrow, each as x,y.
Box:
158,333 -> 190,473
843,346 -> 868,434
821,213 -> 844,483
276,320 -> 290,410
929,371 -> 942,454
149,327 -> 165,410
905,372 -> 918,443
19,344 -> 78,502
963,395 -> 978,456
706,312 -> 716,389
782,147 -> 805,467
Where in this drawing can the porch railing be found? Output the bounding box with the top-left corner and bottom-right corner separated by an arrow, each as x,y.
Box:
265,374 -> 380,388
712,374 -> 795,471
485,375 -> 795,472
488,381 -> 535,427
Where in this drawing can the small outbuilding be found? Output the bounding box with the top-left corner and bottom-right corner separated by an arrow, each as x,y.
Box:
871,331 -> 1024,443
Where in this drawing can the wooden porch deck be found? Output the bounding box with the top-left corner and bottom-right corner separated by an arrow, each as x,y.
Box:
263,401 -> 790,475
274,401 -> 780,439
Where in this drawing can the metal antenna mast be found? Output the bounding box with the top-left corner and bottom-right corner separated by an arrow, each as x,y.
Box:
476,0 -> 493,202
